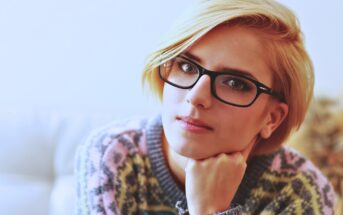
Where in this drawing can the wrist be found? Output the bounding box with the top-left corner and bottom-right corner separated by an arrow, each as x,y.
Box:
188,205 -> 227,215
188,203 -> 242,215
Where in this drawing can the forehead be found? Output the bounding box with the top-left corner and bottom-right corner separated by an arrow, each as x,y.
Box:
187,25 -> 272,85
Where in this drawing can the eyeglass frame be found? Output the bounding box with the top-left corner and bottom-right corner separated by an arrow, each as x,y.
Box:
158,55 -> 285,107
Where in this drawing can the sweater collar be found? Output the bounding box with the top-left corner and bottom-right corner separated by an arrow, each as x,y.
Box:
146,115 -> 278,209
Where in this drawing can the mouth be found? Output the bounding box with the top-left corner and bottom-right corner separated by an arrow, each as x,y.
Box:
176,116 -> 213,131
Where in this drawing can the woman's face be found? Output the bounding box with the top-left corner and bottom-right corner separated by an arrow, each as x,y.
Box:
161,25 -> 284,159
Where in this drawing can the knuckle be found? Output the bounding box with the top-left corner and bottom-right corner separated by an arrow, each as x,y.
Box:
232,153 -> 245,166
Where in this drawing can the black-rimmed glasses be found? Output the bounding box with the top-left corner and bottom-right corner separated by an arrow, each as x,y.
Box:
158,55 -> 284,107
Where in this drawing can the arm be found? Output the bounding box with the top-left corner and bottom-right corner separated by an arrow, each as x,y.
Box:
75,130 -> 106,215
75,129 -> 124,215
75,121 -> 148,215
260,170 -> 336,215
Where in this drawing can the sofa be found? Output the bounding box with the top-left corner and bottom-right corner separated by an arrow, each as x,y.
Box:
0,109 -> 119,215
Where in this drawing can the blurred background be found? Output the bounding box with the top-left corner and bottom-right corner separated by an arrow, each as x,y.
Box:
0,0 -> 342,214
1,0 -> 343,115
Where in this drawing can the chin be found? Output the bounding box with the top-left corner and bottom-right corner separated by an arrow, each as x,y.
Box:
171,141 -> 216,160
163,118 -> 218,159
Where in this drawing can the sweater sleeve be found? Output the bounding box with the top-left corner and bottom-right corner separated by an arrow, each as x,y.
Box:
75,128 -> 113,215
75,125 -> 136,215
175,201 -> 242,215
242,149 -> 336,215
209,205 -> 242,215
262,170 -> 335,215
75,119 -> 149,215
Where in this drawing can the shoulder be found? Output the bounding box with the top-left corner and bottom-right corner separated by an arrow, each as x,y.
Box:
268,146 -> 329,181
76,115 -> 156,170
75,115 -> 160,214
263,146 -> 336,213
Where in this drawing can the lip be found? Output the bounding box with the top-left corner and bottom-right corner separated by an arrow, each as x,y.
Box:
176,116 -> 213,132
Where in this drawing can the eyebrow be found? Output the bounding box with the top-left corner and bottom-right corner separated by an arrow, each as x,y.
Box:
181,51 -> 258,80
182,51 -> 203,64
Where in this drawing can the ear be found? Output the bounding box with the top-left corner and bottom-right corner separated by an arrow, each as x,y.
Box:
260,102 -> 289,139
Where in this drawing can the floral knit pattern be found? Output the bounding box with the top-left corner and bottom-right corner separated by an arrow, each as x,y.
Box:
75,116 -> 335,215
241,150 -> 334,214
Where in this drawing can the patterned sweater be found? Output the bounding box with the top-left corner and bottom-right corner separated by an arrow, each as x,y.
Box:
75,115 -> 335,215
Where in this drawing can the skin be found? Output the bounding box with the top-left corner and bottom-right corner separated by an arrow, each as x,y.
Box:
161,25 -> 288,214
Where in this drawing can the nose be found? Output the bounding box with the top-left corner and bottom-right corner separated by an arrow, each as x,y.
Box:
185,75 -> 212,109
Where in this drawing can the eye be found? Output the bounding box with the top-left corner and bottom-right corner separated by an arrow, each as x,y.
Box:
222,78 -> 252,91
177,60 -> 197,74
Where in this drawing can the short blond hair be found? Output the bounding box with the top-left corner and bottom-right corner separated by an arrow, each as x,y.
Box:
142,0 -> 314,154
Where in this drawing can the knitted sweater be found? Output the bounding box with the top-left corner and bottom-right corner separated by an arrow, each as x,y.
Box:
75,115 -> 335,215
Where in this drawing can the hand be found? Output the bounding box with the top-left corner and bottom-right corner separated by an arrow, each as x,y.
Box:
185,141 -> 255,215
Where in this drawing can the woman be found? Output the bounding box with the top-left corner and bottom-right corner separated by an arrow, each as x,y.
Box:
76,0 -> 335,214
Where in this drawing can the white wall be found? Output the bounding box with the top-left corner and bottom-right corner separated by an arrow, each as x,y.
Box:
0,0 -> 342,117
279,0 -> 343,98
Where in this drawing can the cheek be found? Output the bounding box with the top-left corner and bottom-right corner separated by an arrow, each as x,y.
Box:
162,85 -> 185,107
161,85 -> 183,124
216,108 -> 265,149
